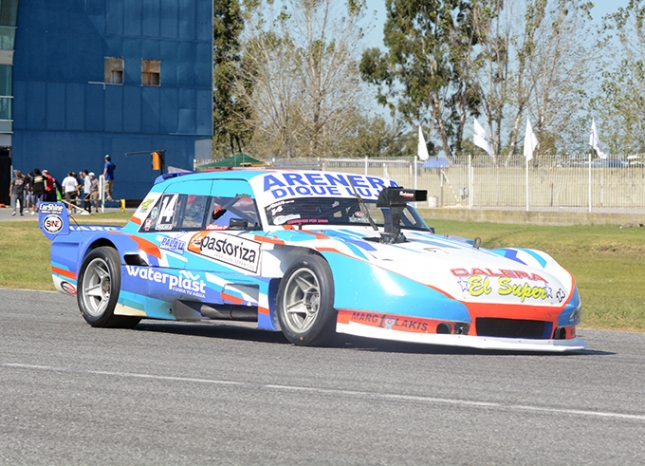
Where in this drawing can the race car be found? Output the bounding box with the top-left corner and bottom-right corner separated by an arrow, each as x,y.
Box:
39,169 -> 587,352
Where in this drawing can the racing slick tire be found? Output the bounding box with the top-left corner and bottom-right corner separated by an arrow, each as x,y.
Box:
277,254 -> 337,346
77,247 -> 140,329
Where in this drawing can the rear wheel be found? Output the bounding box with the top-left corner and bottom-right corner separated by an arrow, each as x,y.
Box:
277,255 -> 336,346
77,247 -> 140,328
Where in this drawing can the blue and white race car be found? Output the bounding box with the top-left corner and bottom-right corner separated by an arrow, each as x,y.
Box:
39,169 -> 587,352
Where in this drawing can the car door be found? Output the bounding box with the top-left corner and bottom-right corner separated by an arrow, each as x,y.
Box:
131,180 -> 213,306
184,178 -> 264,308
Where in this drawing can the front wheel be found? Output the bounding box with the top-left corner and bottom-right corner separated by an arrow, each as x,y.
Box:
277,255 -> 336,346
77,247 -> 140,328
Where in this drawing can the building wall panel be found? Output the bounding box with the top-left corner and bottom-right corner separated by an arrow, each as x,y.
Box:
179,0 -> 196,41
142,0 -> 160,38
141,86 -> 161,134
195,41 -> 212,87
26,81 -> 46,128
13,0 -> 213,199
46,82 -> 66,130
196,89 -> 213,135
161,40 -> 179,87
66,83 -> 85,131
141,38 -> 161,62
84,84 -> 105,131
124,2 -> 142,36
160,87 -> 178,133
196,0 -> 211,42
104,85 -> 123,132
105,0 -> 124,36
123,86 -> 142,133
160,0 -> 179,39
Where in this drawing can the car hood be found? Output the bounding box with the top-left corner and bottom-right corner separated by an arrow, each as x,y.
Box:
261,227 -> 574,309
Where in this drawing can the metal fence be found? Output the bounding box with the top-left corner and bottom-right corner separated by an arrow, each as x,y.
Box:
195,155 -> 645,213
269,155 -> 645,213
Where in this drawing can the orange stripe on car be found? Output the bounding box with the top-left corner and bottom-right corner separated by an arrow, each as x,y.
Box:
337,309 -> 443,334
222,293 -> 244,305
300,231 -> 329,240
52,266 -> 76,280
254,235 -> 285,245
121,234 -> 162,259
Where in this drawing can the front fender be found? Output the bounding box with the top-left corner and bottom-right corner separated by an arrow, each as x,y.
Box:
320,250 -> 471,322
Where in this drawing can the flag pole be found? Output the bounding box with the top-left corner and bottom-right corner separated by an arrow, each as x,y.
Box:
526,156 -> 529,211
523,119 -> 537,212
468,154 -> 473,210
588,150 -> 592,213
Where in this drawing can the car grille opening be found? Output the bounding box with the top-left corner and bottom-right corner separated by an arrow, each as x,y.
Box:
475,318 -> 551,339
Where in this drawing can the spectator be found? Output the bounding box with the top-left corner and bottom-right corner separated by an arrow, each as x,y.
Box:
31,168 -> 46,213
103,155 -> 116,201
43,169 -> 57,201
24,171 -> 34,213
9,170 -> 26,216
80,170 -> 92,212
89,172 -> 99,211
62,171 -> 79,204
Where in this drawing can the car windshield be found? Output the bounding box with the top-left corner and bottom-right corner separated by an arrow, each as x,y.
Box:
265,197 -> 430,231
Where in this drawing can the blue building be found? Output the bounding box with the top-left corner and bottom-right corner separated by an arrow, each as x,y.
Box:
3,0 -> 213,201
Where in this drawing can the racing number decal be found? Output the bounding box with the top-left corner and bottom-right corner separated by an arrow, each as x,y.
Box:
159,194 -> 178,224
152,194 -> 178,230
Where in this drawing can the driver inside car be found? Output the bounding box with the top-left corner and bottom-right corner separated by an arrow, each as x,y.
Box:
206,203 -> 235,230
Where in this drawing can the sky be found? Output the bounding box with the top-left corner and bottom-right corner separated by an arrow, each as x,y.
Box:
360,0 -> 631,146
364,0 -> 631,50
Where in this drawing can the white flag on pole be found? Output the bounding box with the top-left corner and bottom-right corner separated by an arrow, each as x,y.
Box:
417,126 -> 429,161
523,119 -> 538,161
589,118 -> 607,159
473,119 -> 494,158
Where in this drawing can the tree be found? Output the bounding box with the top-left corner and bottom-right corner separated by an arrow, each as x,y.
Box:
469,0 -> 597,162
237,0 -> 370,159
591,0 -> 645,154
339,115 -> 412,158
525,0 -> 596,156
360,0 -> 481,158
213,0 -> 255,155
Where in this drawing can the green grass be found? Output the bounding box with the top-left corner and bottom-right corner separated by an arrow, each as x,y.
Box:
0,213 -> 131,290
1,216 -> 643,332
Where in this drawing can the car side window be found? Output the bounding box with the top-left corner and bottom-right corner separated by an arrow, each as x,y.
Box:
207,195 -> 261,231
140,193 -> 210,232
182,195 -> 209,229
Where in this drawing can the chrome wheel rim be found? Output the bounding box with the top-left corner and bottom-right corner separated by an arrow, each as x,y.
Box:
282,267 -> 320,333
81,258 -> 112,317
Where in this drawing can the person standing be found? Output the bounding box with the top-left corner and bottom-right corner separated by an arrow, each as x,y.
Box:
89,172 -> 99,211
24,171 -> 33,212
31,168 -> 46,213
103,155 -> 116,201
62,171 -> 79,204
43,170 -> 56,201
9,170 -> 26,216
80,170 -> 92,212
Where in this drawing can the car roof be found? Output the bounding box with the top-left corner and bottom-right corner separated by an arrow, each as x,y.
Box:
154,168 -> 397,209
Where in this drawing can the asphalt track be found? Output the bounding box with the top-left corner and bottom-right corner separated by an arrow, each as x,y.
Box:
1,288 -> 644,466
